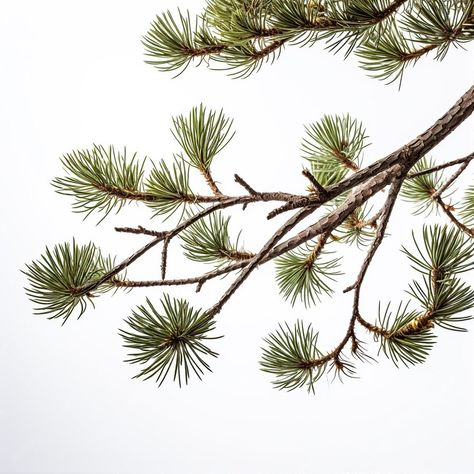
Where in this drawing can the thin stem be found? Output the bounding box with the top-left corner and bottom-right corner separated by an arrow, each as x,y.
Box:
115,226 -> 166,237
432,153 -> 474,198
302,169 -> 328,198
408,152 -> 474,179
435,196 -> 474,237
161,237 -> 171,280
234,174 -> 260,196
344,176 -> 405,293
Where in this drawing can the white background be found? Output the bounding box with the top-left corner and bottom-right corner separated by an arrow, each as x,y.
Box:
1,1 -> 474,473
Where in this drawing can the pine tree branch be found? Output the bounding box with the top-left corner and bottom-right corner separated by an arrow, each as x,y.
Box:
269,84 -> 474,218
67,84 -> 474,308
145,0 -> 414,79
75,197 -> 262,295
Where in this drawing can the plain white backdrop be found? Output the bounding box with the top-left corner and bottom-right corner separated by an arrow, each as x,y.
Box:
1,2 -> 474,473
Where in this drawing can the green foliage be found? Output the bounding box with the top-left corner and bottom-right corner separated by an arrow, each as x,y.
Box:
407,276 -> 474,331
376,302 -> 436,367
143,1 -> 474,82
374,225 -> 474,367
52,145 -> 146,223
119,295 -> 220,386
356,20 -> 427,85
402,224 -> 474,278
260,320 -> 326,393
275,238 -> 342,307
24,240 -> 115,322
401,157 -> 444,215
325,0 -> 400,54
459,184 -> 474,225
205,0 -> 274,43
401,0 -> 474,60
215,41 -> 284,78
301,114 -> 367,187
172,104 -> 235,171
403,225 -> 474,332
271,0 -> 326,45
180,211 -> 254,266
145,155 -> 195,220
143,10 -> 218,75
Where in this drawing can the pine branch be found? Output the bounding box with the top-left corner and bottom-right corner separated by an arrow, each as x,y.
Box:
143,0 -> 430,81
26,84 -> 474,392
143,10 -> 226,75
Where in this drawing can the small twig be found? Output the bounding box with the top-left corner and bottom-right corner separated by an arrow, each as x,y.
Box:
408,152 -> 474,179
267,197 -> 315,219
302,169 -> 328,198
76,197 -> 258,295
435,196 -> 474,237
356,314 -> 389,337
161,237 -> 171,280
234,174 -> 260,196
432,154 -> 474,199
115,226 -> 167,238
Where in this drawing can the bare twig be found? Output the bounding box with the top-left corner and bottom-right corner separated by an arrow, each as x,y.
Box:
302,169 -> 329,198
431,153 -> 474,198
76,197 -> 258,294
115,226 -> 166,237
408,152 -> 474,179
234,174 -> 260,196
161,237 -> 171,280
435,196 -> 474,237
